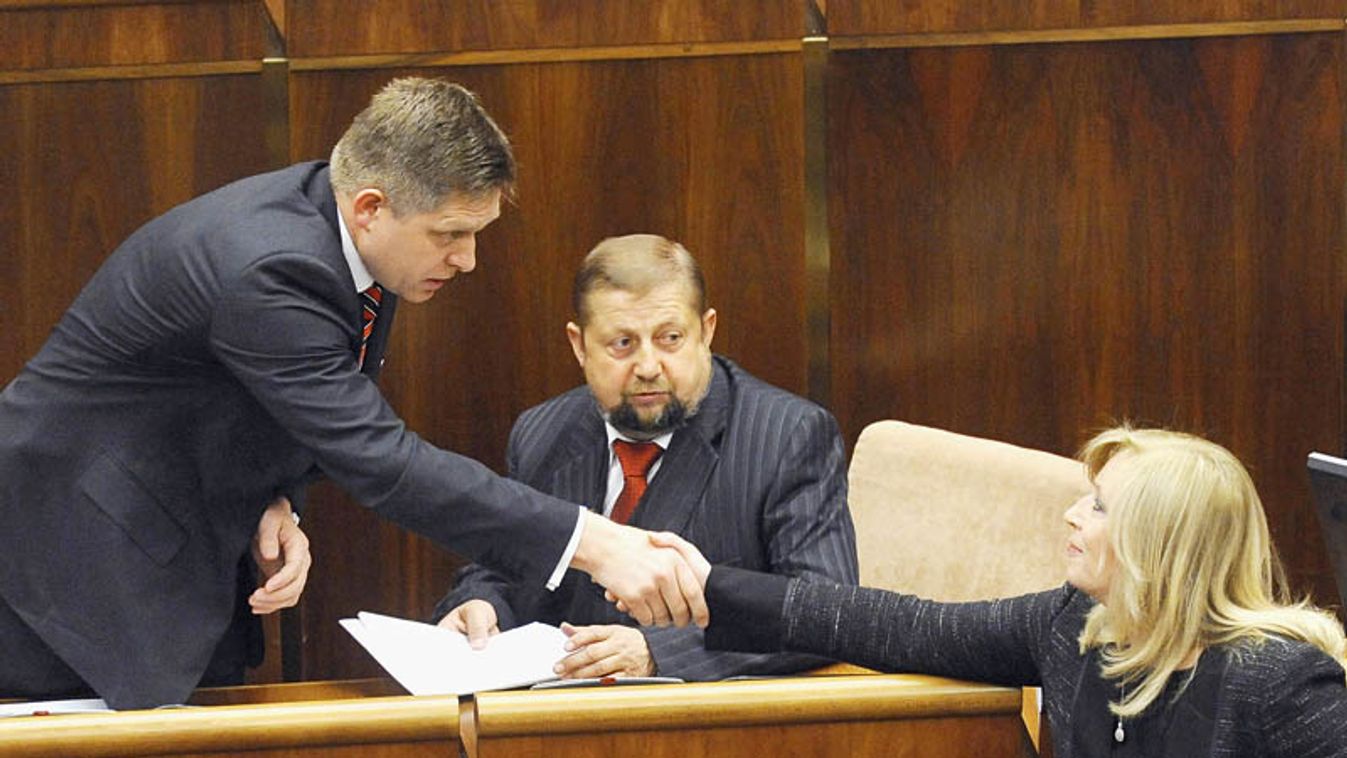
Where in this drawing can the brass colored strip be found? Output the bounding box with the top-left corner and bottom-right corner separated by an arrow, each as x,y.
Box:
1340,25 -> 1347,460
289,39 -> 803,72
264,55 -> 297,681
0,0 -> 206,8
261,56 -> 290,168
261,0 -> 285,58
0,59 -> 261,85
803,36 -> 831,408
830,18 -> 1345,51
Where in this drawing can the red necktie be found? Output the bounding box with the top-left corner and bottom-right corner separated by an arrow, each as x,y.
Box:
358,284 -> 383,368
611,440 -> 662,525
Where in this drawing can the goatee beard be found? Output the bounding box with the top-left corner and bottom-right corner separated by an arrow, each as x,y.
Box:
608,396 -> 689,440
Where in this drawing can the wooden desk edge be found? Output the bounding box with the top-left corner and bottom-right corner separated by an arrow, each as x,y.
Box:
473,674 -> 1023,737
0,692 -> 460,756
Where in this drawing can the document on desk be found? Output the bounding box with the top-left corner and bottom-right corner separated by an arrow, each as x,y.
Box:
0,697 -> 111,718
340,612 -> 567,696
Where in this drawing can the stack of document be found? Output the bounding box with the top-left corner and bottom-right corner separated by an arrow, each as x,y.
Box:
340,612 -> 567,695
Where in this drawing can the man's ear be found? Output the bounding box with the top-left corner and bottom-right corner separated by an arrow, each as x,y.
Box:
566,322 -> 586,368
350,188 -> 386,230
700,308 -> 717,347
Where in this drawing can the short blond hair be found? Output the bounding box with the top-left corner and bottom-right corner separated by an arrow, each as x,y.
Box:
1078,426 -> 1346,718
330,78 -> 515,216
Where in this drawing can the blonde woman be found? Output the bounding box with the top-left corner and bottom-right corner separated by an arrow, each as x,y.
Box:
661,427 -> 1347,756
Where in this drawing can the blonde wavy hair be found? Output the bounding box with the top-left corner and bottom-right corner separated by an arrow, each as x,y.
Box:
1077,426 -> 1347,718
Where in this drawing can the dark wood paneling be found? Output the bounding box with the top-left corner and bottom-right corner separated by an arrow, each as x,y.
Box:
285,0 -> 803,57
0,75 -> 271,384
828,34 -> 1345,605
0,0 -> 268,71
289,55 -> 806,680
826,0 -> 1347,36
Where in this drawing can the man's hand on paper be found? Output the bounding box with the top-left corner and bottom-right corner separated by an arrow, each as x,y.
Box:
249,496 -> 312,614
570,511 -> 709,628
437,599 -> 501,650
555,622 -> 655,678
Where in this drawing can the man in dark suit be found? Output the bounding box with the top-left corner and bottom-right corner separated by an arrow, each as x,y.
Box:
0,79 -> 706,710
433,234 -> 858,680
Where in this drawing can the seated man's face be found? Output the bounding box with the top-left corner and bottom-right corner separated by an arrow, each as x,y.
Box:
567,281 -> 717,439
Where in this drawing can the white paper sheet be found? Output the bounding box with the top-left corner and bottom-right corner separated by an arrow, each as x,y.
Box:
339,612 -> 567,696
0,698 -> 111,718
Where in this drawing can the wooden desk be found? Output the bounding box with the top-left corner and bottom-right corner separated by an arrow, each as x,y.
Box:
0,674 -> 1034,757
468,673 -> 1035,758
0,679 -> 462,758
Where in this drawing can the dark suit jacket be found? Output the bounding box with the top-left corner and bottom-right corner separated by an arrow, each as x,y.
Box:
434,356 -> 859,680
0,162 -> 578,709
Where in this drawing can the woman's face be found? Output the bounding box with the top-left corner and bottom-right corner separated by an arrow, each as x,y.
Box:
1064,456 -> 1126,601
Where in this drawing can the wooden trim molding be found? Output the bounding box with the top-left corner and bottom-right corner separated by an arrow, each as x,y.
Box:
830,18 -> 1345,51
0,59 -> 260,84
0,695 -> 461,755
288,38 -> 803,72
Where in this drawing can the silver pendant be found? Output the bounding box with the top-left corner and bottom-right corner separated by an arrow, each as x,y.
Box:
1114,720 -> 1126,743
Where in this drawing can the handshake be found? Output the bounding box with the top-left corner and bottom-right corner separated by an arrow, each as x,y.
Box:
441,511 -> 712,658
571,511 -> 712,628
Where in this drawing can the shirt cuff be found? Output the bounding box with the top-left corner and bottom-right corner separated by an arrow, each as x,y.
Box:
704,566 -> 790,653
546,505 -> 586,591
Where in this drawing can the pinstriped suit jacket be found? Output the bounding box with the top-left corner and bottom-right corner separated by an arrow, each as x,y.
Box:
434,356 -> 859,680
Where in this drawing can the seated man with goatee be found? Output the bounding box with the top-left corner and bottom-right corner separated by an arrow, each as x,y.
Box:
433,234 -> 858,680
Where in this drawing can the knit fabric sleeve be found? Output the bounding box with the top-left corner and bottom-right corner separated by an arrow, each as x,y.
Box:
778,578 -> 1079,687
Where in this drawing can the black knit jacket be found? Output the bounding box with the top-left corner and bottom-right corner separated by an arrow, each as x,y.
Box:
704,568 -> 1347,758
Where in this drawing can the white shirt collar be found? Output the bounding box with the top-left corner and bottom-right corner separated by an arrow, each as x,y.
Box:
335,197 -> 375,293
604,422 -> 673,453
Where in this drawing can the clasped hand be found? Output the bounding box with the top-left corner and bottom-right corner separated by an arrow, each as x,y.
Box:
574,512 -> 712,629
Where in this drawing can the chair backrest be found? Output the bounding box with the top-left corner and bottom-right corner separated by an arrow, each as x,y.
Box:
849,421 -> 1090,601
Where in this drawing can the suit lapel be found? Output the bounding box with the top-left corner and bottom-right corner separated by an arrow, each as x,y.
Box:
629,361 -> 729,533
302,163 -> 389,378
549,406 -> 609,511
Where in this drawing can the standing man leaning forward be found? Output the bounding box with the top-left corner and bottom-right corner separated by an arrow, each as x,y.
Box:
0,78 -> 706,710
434,234 -> 858,680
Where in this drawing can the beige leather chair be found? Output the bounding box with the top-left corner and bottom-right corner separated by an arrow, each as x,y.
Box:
847,421 -> 1090,758
850,420 -> 1089,601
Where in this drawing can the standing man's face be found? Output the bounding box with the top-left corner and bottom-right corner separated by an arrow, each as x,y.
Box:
567,282 -> 717,439
348,188 -> 501,303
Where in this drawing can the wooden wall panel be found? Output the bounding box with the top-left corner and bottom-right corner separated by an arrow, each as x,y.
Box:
289,54 -> 806,680
285,0 -> 803,57
0,1 -> 269,70
826,0 -> 1347,36
828,33 -> 1344,604
0,75 -> 272,384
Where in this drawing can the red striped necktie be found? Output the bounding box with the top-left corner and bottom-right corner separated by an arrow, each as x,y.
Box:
358,283 -> 383,368
610,440 -> 663,524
